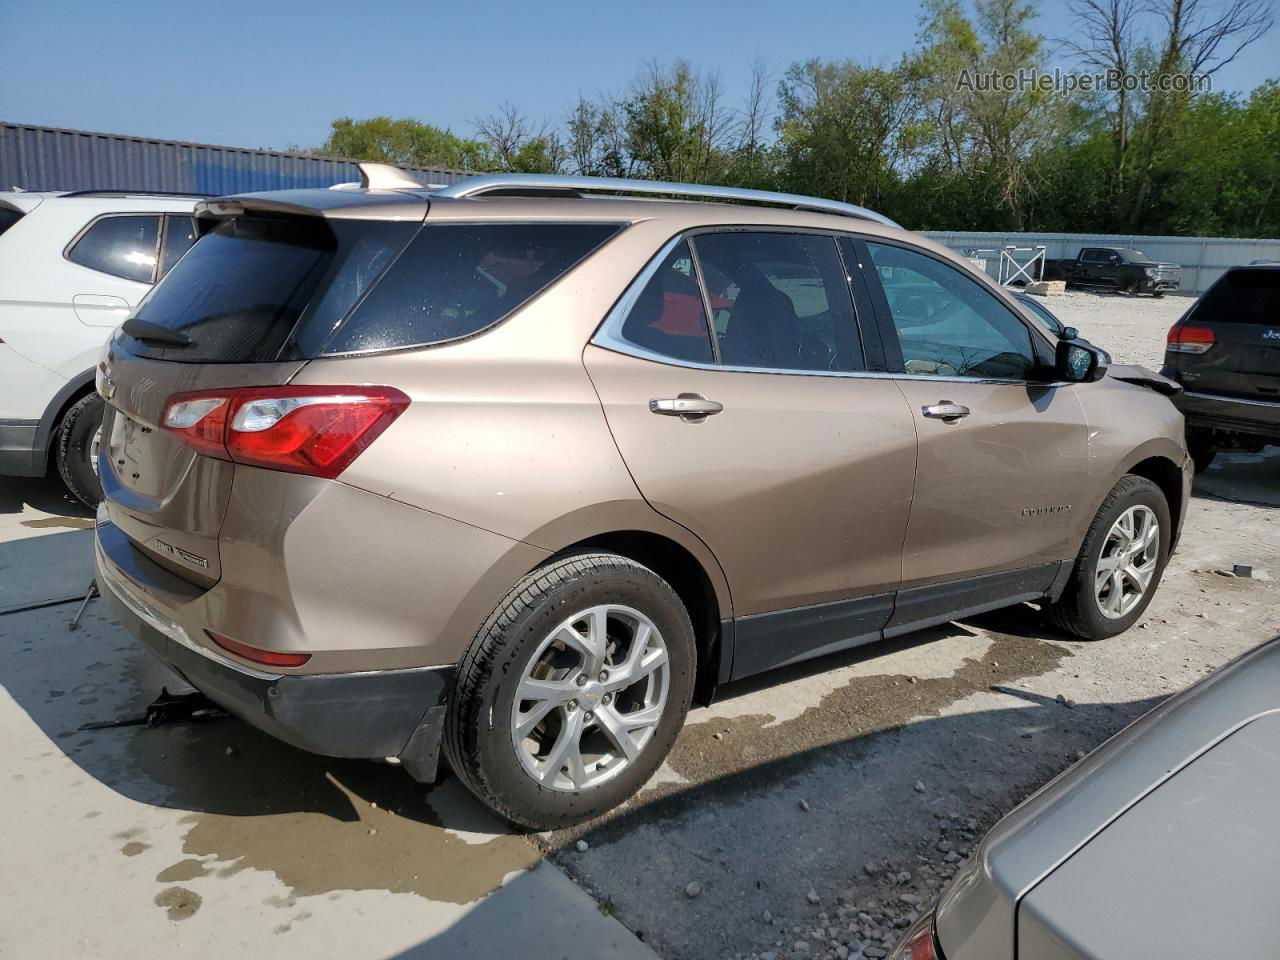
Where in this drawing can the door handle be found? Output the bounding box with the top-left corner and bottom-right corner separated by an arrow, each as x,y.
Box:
921,401 -> 970,421
649,395 -> 724,420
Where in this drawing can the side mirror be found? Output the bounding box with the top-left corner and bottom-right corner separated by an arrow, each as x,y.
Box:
1061,326 -> 1078,341
1056,338 -> 1108,383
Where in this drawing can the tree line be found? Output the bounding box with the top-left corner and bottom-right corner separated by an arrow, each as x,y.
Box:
313,0 -> 1279,237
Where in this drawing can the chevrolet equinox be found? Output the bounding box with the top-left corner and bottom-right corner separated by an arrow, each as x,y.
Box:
95,168 -> 1191,829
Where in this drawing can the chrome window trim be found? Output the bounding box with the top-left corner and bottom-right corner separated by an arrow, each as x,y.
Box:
592,232 -> 1063,387
591,338 -> 1058,386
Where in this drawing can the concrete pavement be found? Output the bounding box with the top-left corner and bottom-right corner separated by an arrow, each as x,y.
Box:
0,476 -> 657,960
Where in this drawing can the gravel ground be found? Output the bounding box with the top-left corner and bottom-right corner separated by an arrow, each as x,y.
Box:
1033,288 -> 1192,367
545,288 -> 1280,960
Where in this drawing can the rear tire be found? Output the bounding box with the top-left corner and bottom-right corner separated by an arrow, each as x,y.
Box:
55,393 -> 104,509
444,551 -> 696,831
1047,475 -> 1170,641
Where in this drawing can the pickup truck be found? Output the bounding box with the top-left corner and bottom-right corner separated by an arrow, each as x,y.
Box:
1043,246 -> 1181,296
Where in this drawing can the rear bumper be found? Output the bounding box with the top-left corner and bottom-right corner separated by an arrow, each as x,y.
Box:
0,419 -> 42,476
96,520 -> 454,779
1174,390 -> 1280,441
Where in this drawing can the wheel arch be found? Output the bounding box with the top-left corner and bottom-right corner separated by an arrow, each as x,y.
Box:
526,505 -> 735,702
1124,453 -> 1186,546
36,367 -> 96,467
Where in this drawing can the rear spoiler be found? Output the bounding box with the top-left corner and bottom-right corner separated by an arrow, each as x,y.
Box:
194,195 -> 326,233
194,188 -> 432,235
0,195 -> 42,216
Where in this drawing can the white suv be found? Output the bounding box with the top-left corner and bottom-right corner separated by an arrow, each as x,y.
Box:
0,190 -> 201,505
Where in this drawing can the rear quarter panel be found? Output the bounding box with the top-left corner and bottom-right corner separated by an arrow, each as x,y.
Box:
295,216 -> 735,616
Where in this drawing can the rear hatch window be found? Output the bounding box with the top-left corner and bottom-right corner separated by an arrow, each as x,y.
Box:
125,217 -> 418,363
125,217 -> 622,362
1196,268 -> 1280,322
0,205 -> 24,238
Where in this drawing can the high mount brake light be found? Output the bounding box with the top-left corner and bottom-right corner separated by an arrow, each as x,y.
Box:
1167,324 -> 1216,354
161,385 -> 409,479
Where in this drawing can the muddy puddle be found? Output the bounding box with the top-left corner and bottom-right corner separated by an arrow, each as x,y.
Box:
123,711 -> 539,905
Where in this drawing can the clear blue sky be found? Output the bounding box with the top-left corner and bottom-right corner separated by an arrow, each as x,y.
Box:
2,0 -> 1276,151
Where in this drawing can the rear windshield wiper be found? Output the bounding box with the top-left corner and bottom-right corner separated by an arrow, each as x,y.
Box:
122,318 -> 192,346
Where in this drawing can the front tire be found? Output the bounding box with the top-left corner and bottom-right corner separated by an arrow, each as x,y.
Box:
1047,475 -> 1171,641
444,552 -> 696,831
55,393 -> 105,508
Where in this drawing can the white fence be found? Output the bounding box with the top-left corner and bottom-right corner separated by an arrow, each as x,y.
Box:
922,231 -> 1280,295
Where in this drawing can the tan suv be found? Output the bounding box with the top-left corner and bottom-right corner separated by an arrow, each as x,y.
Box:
95,169 -> 1191,829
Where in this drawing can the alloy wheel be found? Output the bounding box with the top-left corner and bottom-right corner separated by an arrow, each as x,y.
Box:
510,604 -> 669,792
1094,505 -> 1159,619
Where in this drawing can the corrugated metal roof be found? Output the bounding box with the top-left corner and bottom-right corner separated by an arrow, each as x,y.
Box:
0,122 -> 469,195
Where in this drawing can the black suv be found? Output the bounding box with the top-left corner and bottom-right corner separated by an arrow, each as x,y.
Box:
1163,264 -> 1280,470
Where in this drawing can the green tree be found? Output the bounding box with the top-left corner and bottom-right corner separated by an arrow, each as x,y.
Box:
913,0 -> 1066,228
473,103 -> 565,173
774,59 -> 919,209
318,116 -> 490,170
622,61 -> 735,182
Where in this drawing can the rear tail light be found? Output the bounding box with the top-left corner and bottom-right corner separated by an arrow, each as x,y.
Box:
1167,324 -> 1216,354
889,908 -> 943,960
162,385 -> 409,479
207,631 -> 311,668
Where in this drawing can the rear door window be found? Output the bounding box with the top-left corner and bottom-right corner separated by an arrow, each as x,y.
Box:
691,231 -> 863,372
67,215 -> 161,283
618,239 -> 715,364
158,215 -> 197,278
315,222 -> 621,355
1196,269 -> 1280,323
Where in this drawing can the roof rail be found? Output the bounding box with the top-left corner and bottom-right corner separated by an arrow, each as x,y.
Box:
431,173 -> 902,228
58,189 -> 209,200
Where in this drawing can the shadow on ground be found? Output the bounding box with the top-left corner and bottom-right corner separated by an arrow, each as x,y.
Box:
1192,446 -> 1279,508
0,474 -> 94,519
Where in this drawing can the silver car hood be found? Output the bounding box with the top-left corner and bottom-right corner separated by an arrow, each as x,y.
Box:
935,636 -> 1280,960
